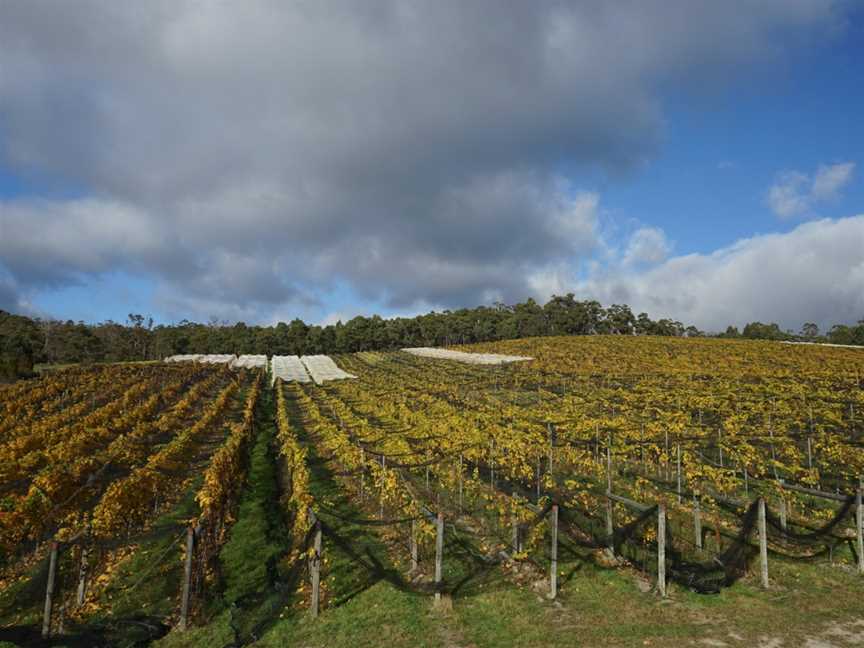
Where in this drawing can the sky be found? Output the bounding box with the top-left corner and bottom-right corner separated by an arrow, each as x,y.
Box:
1,1 -> 863,333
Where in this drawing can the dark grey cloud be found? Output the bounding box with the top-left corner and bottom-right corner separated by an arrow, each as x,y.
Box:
0,1 -> 845,320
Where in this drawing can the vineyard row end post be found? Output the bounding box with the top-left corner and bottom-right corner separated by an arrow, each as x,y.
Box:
856,485 -> 863,575
657,504 -> 666,598
434,512 -> 444,605
42,541 -> 59,639
550,504 -> 558,599
758,498 -> 769,589
311,519 -> 323,617
179,527 -> 196,631
693,497 -> 702,551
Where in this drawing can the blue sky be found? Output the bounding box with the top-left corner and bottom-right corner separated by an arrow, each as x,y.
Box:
1,2 -> 862,331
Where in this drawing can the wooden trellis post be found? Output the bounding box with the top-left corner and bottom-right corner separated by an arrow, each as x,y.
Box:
856,484 -> 863,575
42,541 -> 59,639
718,429 -> 724,468
664,431 -> 670,481
179,527 -> 195,631
779,498 -> 787,532
605,495 -> 614,553
434,512 -> 444,604
380,455 -> 386,520
458,454 -> 464,509
410,519 -> 418,572
311,518 -> 322,617
360,447 -> 365,499
550,504 -> 558,599
606,443 -> 612,493
76,542 -> 89,606
536,456 -> 542,499
758,498 -> 769,589
693,497 -> 702,550
490,440 -> 495,489
657,505 -> 666,597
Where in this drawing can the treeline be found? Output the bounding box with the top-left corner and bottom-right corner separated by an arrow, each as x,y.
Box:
719,320 -> 864,345
1,294 -> 862,379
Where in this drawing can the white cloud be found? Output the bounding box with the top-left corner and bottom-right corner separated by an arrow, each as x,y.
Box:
767,162 -> 855,218
811,162 -> 856,200
0,1 -> 849,321
574,215 -> 864,331
622,227 -> 672,266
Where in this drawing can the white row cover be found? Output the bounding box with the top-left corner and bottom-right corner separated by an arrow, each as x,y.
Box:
271,355 -> 312,384
165,354 -> 237,364
165,353 -> 357,384
301,355 -> 357,385
780,341 -> 864,350
232,354 -> 268,368
402,347 -> 532,365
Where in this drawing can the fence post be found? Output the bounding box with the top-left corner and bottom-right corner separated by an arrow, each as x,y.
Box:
311,520 -> 322,617
458,454 -> 464,509
758,498 -> 769,589
769,427 -> 779,480
42,541 -> 58,639
434,512 -> 444,605
676,445 -> 682,503
605,495 -> 614,554
360,447 -> 365,500
693,497 -> 702,550
76,542 -> 88,606
550,504 -> 558,599
856,485 -> 863,575
718,429 -> 724,468
536,456 -> 541,500
664,430 -> 669,481
380,456 -> 386,519
595,423 -> 600,465
606,444 -> 612,493
657,505 -> 666,597
779,498 -> 787,532
606,437 -> 614,552
410,519 -> 418,573
179,527 -> 194,631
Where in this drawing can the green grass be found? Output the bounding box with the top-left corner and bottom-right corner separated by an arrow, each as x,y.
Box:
157,384 -> 294,647
254,579 -> 441,648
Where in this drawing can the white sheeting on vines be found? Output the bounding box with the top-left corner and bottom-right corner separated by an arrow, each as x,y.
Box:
402,347 -> 532,365
165,354 -> 237,364
270,355 -> 311,384
300,355 -> 356,384
232,354 -> 268,369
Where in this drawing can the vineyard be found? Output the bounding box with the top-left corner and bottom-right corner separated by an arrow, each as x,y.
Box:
0,336 -> 863,647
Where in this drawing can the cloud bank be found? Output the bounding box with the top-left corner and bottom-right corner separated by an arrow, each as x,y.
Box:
571,216 -> 864,331
0,1 -> 853,328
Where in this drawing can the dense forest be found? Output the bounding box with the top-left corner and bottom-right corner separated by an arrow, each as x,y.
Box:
1,294 -> 862,380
